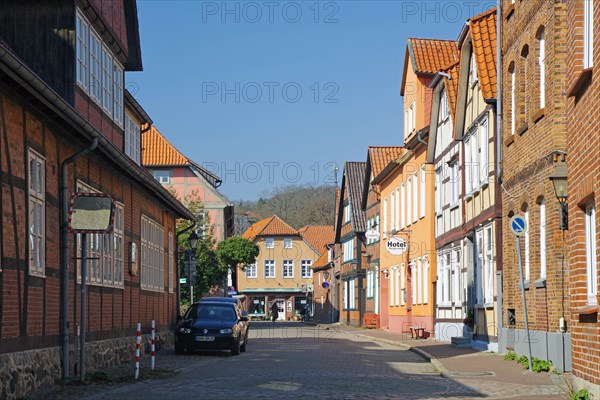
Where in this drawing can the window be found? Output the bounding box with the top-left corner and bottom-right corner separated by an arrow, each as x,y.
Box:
113,204 -> 124,287
475,229 -> 484,304
441,89 -> 449,120
400,183 -> 406,228
450,161 -> 458,205
76,12 -> 89,89
141,215 -> 165,292
168,231 -> 174,293
470,51 -> 478,85
75,10 -> 124,126
28,149 -> 45,276
283,238 -> 293,249
390,266 -> 396,305
484,225 -> 494,304
412,173 -> 418,223
343,238 -> 354,263
524,206 -> 530,281
125,114 -> 141,164
410,261 -> 416,305
465,127 -> 480,194
89,31 -> 101,102
417,259 -> 422,304
407,177 -> 412,224
452,248 -> 461,303
152,170 -> 171,184
344,202 -> 351,224
584,0 -> 594,69
346,279 -> 356,309
395,188 -> 400,230
264,260 -> 275,278
510,65 -> 516,135
283,260 -> 294,278
265,238 -> 274,249
539,199 -> 546,279
479,117 -> 489,185
439,252 -> 451,305
367,270 -> 374,298
246,263 -> 257,278
585,203 -> 597,305
420,165 -> 426,219
435,167 -> 442,215
301,260 -> 312,278
383,197 -> 388,235
539,30 -> 546,109
400,263 -> 406,305
390,191 -> 396,231
406,102 -> 415,134
376,215 -> 380,239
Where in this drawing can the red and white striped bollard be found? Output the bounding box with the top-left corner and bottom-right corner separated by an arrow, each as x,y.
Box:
135,322 -> 141,379
151,320 -> 156,370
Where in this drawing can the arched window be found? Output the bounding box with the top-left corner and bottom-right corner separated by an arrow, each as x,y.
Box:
537,28 -> 546,109
509,62 -> 516,135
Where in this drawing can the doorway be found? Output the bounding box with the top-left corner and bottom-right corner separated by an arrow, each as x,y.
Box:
276,299 -> 285,321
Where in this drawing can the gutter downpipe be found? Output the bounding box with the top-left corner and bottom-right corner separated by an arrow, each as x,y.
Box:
496,1 -> 503,341
60,137 -> 98,379
417,130 -> 428,146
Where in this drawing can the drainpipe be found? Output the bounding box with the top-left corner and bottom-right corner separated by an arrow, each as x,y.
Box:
60,138 -> 98,379
495,0 -> 503,339
417,130 -> 428,146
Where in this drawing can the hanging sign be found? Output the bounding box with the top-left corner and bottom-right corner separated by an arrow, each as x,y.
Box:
386,237 -> 407,255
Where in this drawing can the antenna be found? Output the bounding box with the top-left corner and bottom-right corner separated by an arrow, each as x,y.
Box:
333,164 -> 339,187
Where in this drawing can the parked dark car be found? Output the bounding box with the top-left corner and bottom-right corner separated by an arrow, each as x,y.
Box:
200,296 -> 244,310
175,301 -> 249,355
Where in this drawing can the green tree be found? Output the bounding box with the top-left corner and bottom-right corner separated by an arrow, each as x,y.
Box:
216,236 -> 259,273
177,191 -> 228,307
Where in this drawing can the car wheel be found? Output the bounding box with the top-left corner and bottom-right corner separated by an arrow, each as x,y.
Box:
240,335 -> 248,352
175,344 -> 185,355
231,339 -> 241,356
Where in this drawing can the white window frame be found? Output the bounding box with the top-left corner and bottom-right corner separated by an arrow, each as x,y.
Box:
511,68 -> 516,135
480,117 -> 489,185
395,188 -> 400,230
441,88 -> 449,121
265,238 -> 274,249
283,238 -> 293,249
452,248 -> 461,304
465,135 -> 472,194
101,45 -> 113,115
390,191 -> 396,232
539,30 -> 546,109
343,238 -> 354,263
348,279 -> 356,309
76,12 -> 89,90
400,183 -> 406,229
484,224 -> 494,304
400,263 -> 405,305
586,203 -> 597,305
412,172 -> 418,223
113,203 -> 125,288
435,167 -> 442,215
439,252 -> 451,306
264,260 -> 276,278
410,261 -> 417,305
470,51 -> 478,85
420,165 -> 426,219
153,170 -> 171,184
406,178 -> 412,225
125,113 -> 141,165
450,161 -> 459,206
539,199 -> 547,279
301,260 -> 312,279
141,215 -> 165,292
28,149 -> 45,276
383,197 -> 388,236
89,30 -> 101,103
584,0 -> 594,69
246,263 -> 257,278
113,63 -> 124,127
344,202 -> 351,224
283,259 -> 294,278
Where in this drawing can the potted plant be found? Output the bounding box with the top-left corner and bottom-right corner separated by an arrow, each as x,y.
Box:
463,308 -> 475,330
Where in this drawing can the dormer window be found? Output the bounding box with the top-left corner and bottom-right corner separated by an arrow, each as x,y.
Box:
76,10 -> 124,127
152,170 -> 171,184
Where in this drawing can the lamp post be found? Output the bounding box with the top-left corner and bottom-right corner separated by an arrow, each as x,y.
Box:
549,162 -> 568,334
185,231 -> 199,304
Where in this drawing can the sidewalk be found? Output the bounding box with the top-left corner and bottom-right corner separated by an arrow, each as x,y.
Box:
322,323 -> 567,400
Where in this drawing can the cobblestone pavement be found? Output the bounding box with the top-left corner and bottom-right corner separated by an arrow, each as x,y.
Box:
31,322 -> 566,400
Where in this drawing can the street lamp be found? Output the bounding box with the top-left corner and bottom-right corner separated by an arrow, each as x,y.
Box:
188,230 -> 199,249
185,231 -> 199,303
549,163 -> 568,230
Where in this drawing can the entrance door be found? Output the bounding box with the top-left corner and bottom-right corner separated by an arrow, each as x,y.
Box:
276,299 -> 285,321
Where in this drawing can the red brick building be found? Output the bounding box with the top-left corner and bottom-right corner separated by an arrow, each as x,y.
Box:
499,0 -> 570,371
0,2 -> 194,398
565,0 -> 600,395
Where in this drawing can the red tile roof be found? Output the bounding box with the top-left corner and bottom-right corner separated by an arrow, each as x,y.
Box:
142,126 -> 188,166
409,38 -> 459,74
298,225 -> 334,253
242,215 -> 298,241
367,147 -> 404,179
470,8 -> 497,100
442,62 -> 460,122
312,250 -> 330,269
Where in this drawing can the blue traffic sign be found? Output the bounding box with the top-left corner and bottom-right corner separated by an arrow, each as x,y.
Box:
509,215 -> 527,237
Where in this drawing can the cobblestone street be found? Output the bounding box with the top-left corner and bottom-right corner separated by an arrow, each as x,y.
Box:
31,323 -> 565,400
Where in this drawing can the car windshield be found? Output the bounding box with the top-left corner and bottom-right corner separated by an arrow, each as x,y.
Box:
185,304 -> 237,321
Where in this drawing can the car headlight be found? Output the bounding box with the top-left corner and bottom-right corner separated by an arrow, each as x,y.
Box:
179,327 -> 191,334
219,328 -> 233,334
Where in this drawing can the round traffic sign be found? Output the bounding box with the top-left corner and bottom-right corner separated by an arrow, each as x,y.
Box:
509,215 -> 527,237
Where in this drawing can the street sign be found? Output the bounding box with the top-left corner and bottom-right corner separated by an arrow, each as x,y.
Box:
365,229 -> 380,240
307,279 -> 313,284
509,215 -> 528,237
386,237 -> 407,255
301,284 -> 314,293
180,278 -> 187,284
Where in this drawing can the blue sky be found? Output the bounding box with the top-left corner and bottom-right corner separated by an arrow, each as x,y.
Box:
131,1 -> 495,200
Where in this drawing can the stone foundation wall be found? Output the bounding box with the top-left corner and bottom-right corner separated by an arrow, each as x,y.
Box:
0,331 -> 174,400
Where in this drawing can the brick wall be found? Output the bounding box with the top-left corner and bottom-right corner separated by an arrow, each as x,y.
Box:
501,0 -> 568,334
565,0 -> 600,387
0,85 -> 179,359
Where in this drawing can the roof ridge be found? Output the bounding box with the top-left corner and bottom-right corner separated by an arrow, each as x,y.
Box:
146,126 -> 189,165
469,6 -> 496,23
408,37 -> 456,42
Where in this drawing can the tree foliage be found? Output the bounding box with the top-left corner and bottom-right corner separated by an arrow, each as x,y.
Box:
234,184 -> 336,232
216,236 -> 259,271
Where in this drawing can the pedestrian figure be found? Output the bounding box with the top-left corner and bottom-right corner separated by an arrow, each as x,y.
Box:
270,301 -> 279,322
300,305 -> 307,322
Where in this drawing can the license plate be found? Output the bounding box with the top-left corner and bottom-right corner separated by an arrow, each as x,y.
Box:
195,336 -> 215,342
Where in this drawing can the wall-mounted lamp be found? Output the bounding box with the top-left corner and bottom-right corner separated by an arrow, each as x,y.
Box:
382,269 -> 389,279
549,163 -> 568,230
